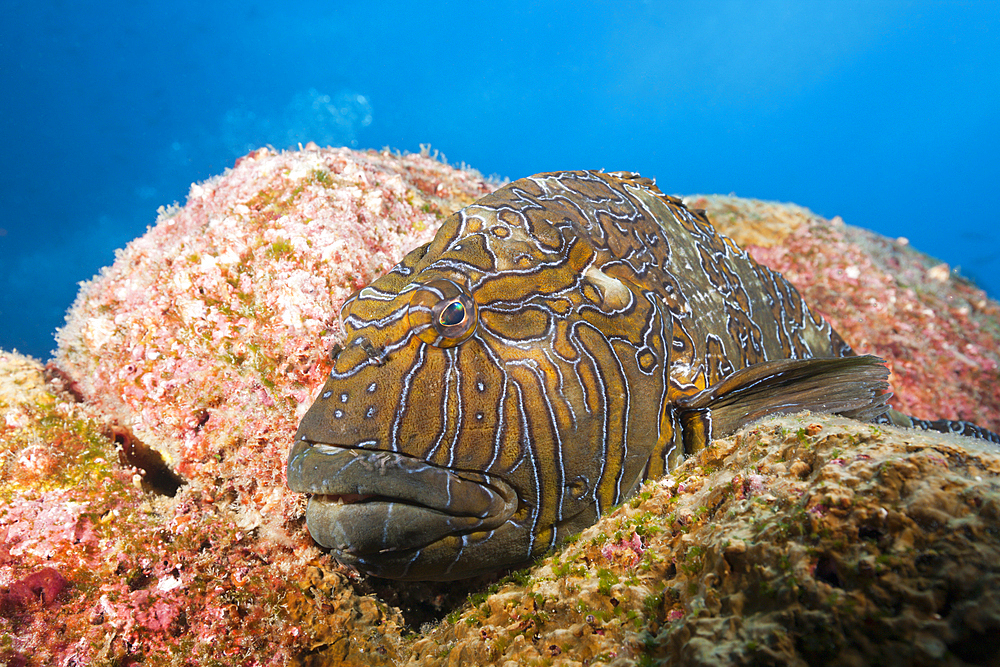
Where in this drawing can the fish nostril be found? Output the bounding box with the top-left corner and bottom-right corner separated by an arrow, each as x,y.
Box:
358,337 -> 387,365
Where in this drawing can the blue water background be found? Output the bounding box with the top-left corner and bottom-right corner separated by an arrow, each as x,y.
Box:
2,1 -> 998,360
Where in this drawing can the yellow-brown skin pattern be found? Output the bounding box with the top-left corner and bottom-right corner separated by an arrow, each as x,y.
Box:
288,171 -> 856,580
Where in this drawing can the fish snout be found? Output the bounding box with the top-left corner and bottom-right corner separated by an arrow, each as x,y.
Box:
287,441 -> 519,577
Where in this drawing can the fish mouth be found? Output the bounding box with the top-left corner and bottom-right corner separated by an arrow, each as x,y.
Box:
287,440 -> 519,558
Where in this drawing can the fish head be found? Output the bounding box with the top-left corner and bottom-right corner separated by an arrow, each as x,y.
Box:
287,175 -> 671,580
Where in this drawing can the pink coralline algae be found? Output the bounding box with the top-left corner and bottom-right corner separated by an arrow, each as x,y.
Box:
57,145 -> 494,517
3,149 -> 495,666
1,567 -> 68,610
600,532 -> 645,569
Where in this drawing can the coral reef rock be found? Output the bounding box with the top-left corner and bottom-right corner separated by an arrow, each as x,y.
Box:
408,413 -> 1000,666
0,147 -> 996,665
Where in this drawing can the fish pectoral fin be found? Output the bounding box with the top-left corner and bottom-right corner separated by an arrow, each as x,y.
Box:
676,354 -> 892,453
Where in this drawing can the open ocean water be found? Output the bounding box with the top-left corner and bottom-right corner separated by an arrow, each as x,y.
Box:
2,1 -> 998,360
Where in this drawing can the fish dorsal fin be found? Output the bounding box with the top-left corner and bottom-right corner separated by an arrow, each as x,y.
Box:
677,355 -> 891,453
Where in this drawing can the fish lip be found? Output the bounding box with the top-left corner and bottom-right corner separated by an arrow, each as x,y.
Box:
287,439 -> 519,556
287,439 -> 517,517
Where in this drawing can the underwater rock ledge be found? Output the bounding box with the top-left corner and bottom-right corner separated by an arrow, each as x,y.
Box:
407,413 -> 1000,666
1,146 -> 998,665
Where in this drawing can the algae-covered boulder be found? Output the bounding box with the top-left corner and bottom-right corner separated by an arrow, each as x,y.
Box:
1,147 -> 998,665
4,148 -> 495,665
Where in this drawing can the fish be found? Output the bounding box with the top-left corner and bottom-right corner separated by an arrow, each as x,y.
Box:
287,170 -> 999,580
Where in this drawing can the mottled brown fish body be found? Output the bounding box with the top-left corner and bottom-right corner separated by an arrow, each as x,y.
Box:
288,171 -> 895,580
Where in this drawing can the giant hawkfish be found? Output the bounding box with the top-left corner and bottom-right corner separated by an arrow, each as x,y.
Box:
287,170 -> 999,580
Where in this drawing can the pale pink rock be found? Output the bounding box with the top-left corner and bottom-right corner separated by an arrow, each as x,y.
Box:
56,147 -> 494,521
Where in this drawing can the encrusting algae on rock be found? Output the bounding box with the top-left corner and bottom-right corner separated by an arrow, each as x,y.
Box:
5,148 -> 495,665
1,146 -> 998,664
1,351 -> 306,665
56,145 -> 494,493
406,413 -> 1000,666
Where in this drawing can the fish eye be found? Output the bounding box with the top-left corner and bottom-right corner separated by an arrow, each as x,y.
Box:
407,278 -> 478,348
439,300 -> 466,327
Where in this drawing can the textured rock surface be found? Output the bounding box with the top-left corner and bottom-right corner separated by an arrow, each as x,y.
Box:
5,148 -> 494,666
0,351 -> 405,665
1,150 -> 998,665
407,413 -> 1000,666
56,146 -> 494,493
